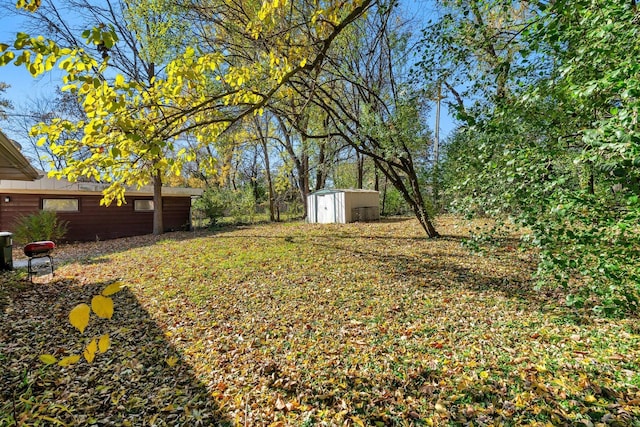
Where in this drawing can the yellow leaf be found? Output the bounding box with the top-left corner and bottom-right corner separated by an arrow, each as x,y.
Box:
351,416 -> 365,427
58,355 -> 81,367
39,354 -> 58,365
115,74 -> 125,87
299,58 -> 307,68
91,295 -> 114,319
69,303 -> 91,333
98,334 -> 110,353
102,281 -> 124,296
584,395 -> 597,404
84,338 -> 97,363
166,356 -> 179,367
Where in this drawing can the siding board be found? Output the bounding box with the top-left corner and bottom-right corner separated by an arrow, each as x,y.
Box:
0,194 -> 194,242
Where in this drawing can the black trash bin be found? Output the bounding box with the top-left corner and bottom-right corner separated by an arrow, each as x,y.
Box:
0,231 -> 13,270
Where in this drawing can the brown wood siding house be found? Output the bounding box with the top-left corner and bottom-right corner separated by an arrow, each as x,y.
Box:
0,178 -> 202,242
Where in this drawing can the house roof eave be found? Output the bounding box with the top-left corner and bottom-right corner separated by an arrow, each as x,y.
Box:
0,130 -> 42,181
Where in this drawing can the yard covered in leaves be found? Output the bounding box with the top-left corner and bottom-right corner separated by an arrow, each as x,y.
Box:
1,216 -> 640,426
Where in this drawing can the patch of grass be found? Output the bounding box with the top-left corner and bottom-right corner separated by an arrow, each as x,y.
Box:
2,216 -> 640,425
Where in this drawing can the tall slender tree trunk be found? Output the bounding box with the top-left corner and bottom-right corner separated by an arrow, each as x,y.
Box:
357,151 -> 364,189
374,164 -> 379,191
299,152 -> 310,218
314,140 -> 327,191
152,169 -> 163,235
260,138 -> 276,221
433,82 -> 442,211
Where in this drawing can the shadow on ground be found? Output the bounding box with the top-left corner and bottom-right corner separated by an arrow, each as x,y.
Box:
0,272 -> 230,426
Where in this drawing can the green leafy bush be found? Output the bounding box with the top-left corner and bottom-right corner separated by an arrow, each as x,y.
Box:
193,188 -> 227,227
381,187 -> 411,216
226,186 -> 257,224
12,211 -> 68,244
194,186 -> 258,227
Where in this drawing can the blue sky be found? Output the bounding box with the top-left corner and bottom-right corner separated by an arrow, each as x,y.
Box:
0,1 -> 456,142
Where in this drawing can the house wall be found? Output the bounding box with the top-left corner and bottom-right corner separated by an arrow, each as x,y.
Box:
0,193 -> 192,242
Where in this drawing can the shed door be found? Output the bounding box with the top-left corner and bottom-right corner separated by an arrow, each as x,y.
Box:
317,194 -> 336,223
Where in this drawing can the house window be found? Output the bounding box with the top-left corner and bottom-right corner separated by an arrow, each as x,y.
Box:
42,198 -> 79,212
134,200 -> 154,211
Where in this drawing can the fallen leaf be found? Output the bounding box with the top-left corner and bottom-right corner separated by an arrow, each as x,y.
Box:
91,295 -> 114,319
435,402 -> 447,414
98,334 -> 110,353
351,415 -> 365,426
84,338 -> 97,363
58,354 -> 81,367
39,354 -> 57,365
102,281 -> 125,296
69,303 -> 90,334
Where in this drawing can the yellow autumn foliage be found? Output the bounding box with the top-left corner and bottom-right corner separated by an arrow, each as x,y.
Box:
91,295 -> 114,319
39,354 -> 57,365
69,303 -> 90,334
84,338 -> 97,363
101,281 -> 124,296
58,355 -> 81,367
98,334 -> 110,353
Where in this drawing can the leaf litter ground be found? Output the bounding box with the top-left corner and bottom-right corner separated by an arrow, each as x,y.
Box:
1,216 -> 639,426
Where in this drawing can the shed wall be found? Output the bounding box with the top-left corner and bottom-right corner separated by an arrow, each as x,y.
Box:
343,191 -> 380,223
307,190 -> 379,224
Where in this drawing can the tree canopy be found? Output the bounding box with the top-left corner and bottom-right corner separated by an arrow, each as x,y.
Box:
431,0 -> 640,315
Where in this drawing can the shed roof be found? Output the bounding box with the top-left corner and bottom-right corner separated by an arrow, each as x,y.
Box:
0,130 -> 42,181
312,188 -> 379,195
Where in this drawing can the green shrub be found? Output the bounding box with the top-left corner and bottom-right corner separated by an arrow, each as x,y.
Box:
226,187 -> 257,224
194,186 -> 259,227
381,187 -> 411,216
12,211 -> 69,244
193,188 -> 227,227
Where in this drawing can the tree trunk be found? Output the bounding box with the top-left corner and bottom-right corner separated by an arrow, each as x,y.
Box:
404,160 -> 439,238
299,152 -> 310,218
314,140 -> 327,191
152,169 -> 163,235
373,157 -> 439,238
357,151 -> 364,189
275,115 -> 309,219
414,201 -> 439,238
381,176 -> 387,215
374,164 -> 379,191
260,138 -> 276,221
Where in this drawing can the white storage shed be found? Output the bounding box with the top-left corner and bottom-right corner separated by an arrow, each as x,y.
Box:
307,189 -> 380,224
